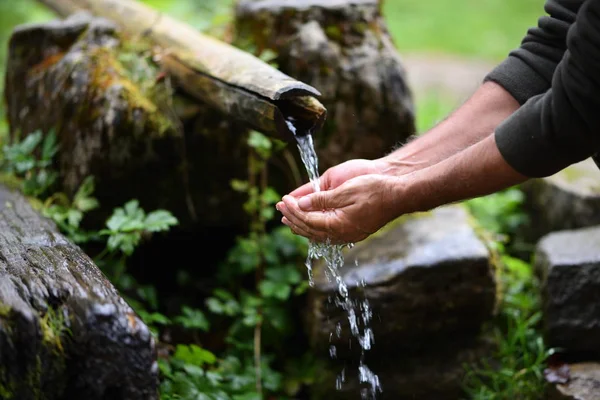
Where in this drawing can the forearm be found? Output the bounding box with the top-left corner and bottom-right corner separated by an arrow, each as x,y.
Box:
378,82 -> 519,176
390,133 -> 528,217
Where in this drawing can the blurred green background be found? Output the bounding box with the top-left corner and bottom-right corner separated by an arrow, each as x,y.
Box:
0,0 -> 545,134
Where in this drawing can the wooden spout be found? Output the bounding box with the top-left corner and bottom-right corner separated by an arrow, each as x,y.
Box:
37,0 -> 327,142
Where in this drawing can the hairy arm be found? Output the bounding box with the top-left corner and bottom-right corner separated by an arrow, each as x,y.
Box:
378,0 -> 583,176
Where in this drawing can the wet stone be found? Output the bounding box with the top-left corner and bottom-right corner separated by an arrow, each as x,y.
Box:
305,206 -> 497,398
236,0 -> 416,170
545,363 -> 600,400
522,158 -> 600,242
535,226 -> 600,353
307,205 -> 497,356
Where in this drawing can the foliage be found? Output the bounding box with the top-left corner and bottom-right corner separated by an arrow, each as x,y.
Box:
1,130 -> 59,197
158,130 -> 314,399
462,188 -> 548,399
42,176 -> 100,243
101,200 -> 178,256
463,254 -> 549,399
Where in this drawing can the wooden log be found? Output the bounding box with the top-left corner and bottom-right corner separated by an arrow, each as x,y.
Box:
235,0 -> 416,169
0,184 -> 157,400
37,0 -> 327,143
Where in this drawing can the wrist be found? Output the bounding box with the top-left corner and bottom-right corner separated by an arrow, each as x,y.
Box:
375,154 -> 421,177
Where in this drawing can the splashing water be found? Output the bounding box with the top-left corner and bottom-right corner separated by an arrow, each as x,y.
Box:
293,129 -> 382,399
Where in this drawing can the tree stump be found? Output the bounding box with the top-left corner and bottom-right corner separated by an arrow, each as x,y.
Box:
0,184 -> 157,400
4,12 -> 252,230
236,0 -> 416,170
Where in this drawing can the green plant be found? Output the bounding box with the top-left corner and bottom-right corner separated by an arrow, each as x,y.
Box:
42,176 -> 100,243
1,130 -> 58,197
100,199 -> 178,256
158,131 -> 314,399
463,255 -> 549,399
462,189 -> 548,399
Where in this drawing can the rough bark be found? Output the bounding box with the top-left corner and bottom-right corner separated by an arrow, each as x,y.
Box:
235,0 -> 416,169
37,0 -> 327,143
0,184 -> 157,400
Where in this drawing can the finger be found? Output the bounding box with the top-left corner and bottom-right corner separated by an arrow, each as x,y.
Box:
297,189 -> 343,211
281,216 -> 313,239
282,196 -> 335,239
289,182 -> 315,198
280,198 -> 323,238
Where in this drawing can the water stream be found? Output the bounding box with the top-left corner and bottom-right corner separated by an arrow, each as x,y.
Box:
292,125 -> 382,399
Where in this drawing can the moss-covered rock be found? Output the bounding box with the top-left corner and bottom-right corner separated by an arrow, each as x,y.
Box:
0,184 -> 157,399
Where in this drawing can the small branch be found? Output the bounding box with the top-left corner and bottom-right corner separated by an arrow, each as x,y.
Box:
254,321 -> 263,395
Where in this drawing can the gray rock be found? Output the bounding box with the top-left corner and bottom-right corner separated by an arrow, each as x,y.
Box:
522,158 -> 600,241
545,363 -> 600,400
535,226 -> 600,353
306,205 -> 497,357
235,0 -> 416,171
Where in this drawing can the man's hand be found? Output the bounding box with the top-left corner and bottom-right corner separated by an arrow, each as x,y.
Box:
277,134 -> 529,245
277,174 -> 403,244
289,159 -> 387,198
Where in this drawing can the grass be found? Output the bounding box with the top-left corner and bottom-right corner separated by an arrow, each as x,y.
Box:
383,0 -> 546,62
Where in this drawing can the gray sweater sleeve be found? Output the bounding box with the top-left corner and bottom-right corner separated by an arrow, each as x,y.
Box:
494,0 -> 600,177
484,0 -> 583,104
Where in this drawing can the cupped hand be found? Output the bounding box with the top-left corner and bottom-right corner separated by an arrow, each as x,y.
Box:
289,159 -> 386,198
277,174 -> 404,244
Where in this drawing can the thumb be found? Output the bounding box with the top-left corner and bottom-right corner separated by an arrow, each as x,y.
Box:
298,190 -> 339,211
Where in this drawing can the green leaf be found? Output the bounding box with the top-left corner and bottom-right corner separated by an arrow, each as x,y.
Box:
143,312 -> 171,326
247,131 -> 272,159
106,231 -> 140,255
259,280 -> 291,300
73,176 -> 100,212
106,210 -> 130,231
41,130 -> 58,162
230,179 -> 249,193
67,209 -> 83,228
15,131 -> 43,156
175,306 -> 210,331
261,187 -> 280,205
265,265 -> 302,285
173,344 -> 217,366
144,210 -> 179,232
125,199 -> 143,217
